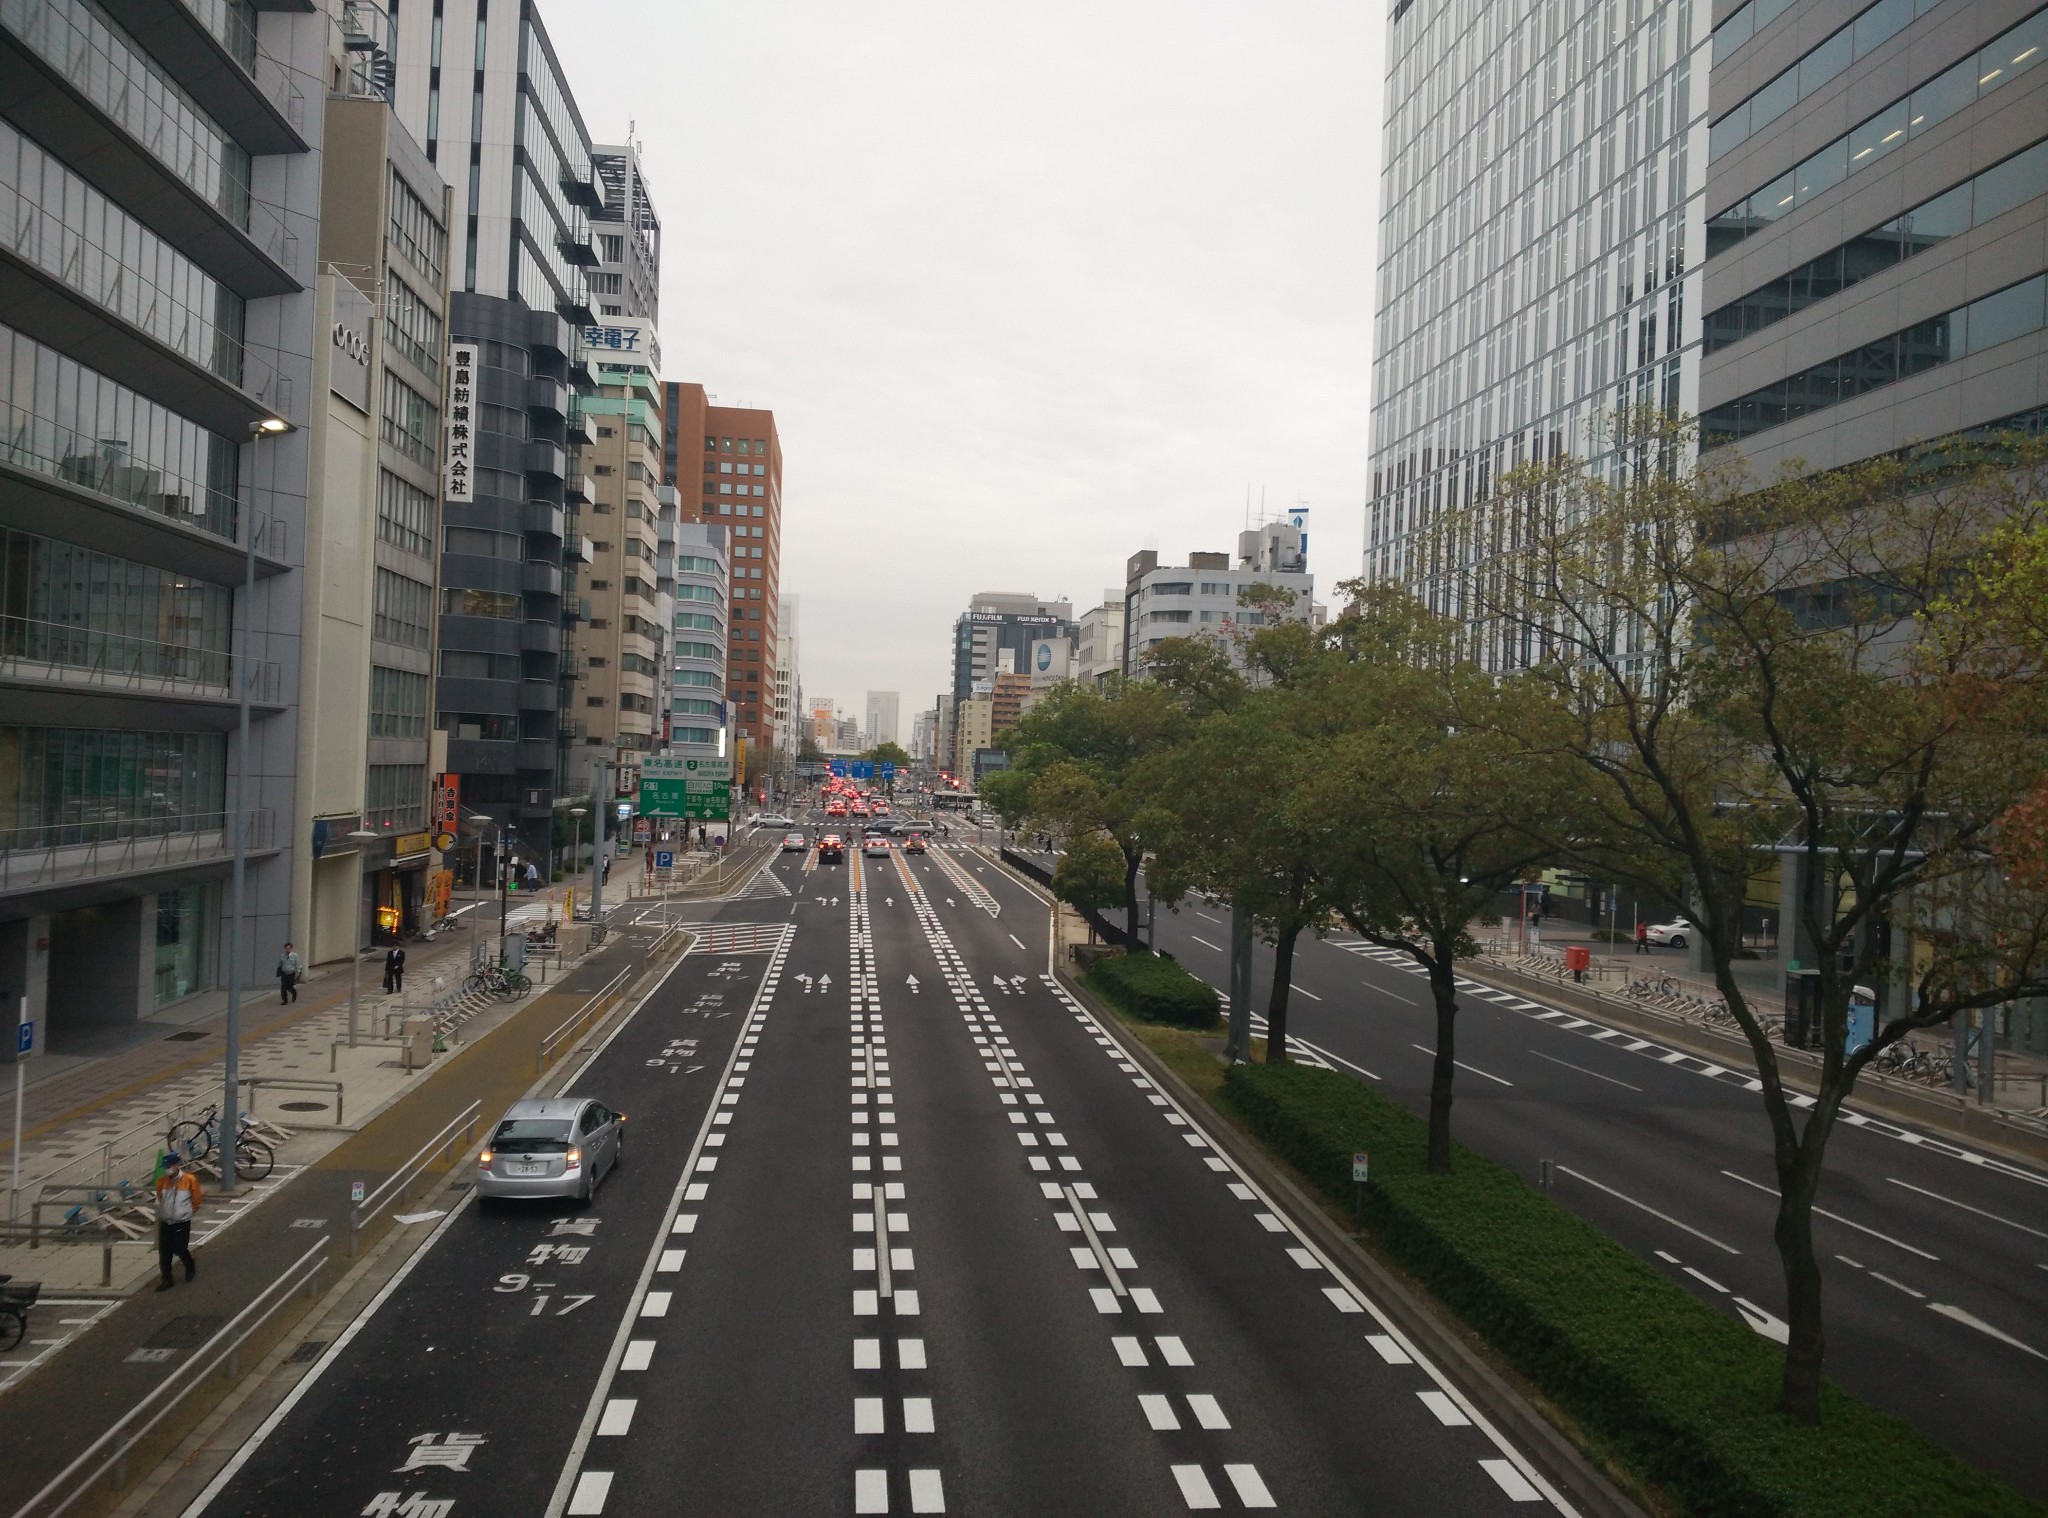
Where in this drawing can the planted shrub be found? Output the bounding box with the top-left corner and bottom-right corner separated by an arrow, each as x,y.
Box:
1086,952 -> 1221,1029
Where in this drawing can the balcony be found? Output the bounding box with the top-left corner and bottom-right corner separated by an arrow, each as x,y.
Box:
525,500 -> 565,539
556,226 -> 598,267
526,375 -> 568,416
528,311 -> 574,357
0,806 -> 275,909
514,738 -> 555,773
564,534 -> 593,564
526,440 -> 567,479
563,403 -> 596,449
560,163 -> 604,211
523,560 -> 564,597
519,619 -> 559,654
567,473 -> 595,504
94,0 -> 308,155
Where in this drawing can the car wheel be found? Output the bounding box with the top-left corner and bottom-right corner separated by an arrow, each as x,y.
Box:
1669,935 -> 1686,949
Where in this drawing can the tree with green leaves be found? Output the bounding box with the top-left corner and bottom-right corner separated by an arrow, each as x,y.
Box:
1483,421 -> 2048,1425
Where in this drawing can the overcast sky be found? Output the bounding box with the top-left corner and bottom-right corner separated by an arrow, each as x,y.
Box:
545,2 -> 1383,737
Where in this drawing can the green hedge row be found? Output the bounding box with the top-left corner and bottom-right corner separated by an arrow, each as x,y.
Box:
1085,952 -> 1221,1029
1220,1061 -> 2040,1518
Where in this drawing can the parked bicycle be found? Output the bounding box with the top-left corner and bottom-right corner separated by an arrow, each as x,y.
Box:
163,1103 -> 277,1181
0,1274 -> 39,1354
462,963 -> 532,999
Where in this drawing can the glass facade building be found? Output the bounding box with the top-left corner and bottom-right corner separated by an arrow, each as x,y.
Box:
1363,0 -> 1711,667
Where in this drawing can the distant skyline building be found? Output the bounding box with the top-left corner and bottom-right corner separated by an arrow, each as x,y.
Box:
865,691 -> 900,750
950,592 -> 1074,705
1124,524 -> 1313,677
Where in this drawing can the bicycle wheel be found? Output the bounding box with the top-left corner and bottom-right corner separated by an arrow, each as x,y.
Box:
462,972 -> 487,996
165,1120 -> 212,1160
234,1137 -> 275,1182
502,972 -> 531,997
0,1308 -> 24,1354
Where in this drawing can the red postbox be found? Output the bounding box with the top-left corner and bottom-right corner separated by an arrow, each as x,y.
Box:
1564,945 -> 1591,981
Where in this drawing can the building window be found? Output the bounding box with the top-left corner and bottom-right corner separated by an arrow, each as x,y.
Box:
440,712 -> 519,740
388,166 -> 449,286
377,470 -> 434,557
440,650 -> 520,680
370,667 -> 429,739
384,277 -> 443,380
154,883 -> 216,1005
0,727 -> 226,844
380,371 -> 438,468
440,587 -> 520,619
366,763 -> 427,829
373,568 -> 433,648
443,525 -> 522,560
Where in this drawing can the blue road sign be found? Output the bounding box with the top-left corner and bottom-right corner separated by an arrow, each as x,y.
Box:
830,759 -> 848,776
880,762 -> 896,780
16,1019 -> 32,1055
655,850 -> 674,869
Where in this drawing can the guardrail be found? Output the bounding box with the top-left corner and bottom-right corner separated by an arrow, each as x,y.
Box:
535,968 -> 633,1075
347,1102 -> 481,1258
3,1095 -> 212,1228
6,1238 -> 329,1518
238,1077 -> 342,1126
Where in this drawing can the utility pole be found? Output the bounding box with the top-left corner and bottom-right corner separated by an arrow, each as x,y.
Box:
1224,900 -> 1255,1064
590,759 -> 610,943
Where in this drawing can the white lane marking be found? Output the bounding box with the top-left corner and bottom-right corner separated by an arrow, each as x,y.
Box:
1365,1333 -> 1412,1364
1556,1164 -> 1742,1255
1418,1389 -> 1472,1426
1090,1287 -> 1121,1313
1140,1393 -> 1181,1430
1113,1335 -> 1148,1366
595,1399 -> 636,1436
1156,1335 -> 1194,1366
854,1339 -> 881,1369
638,1292 -> 671,1317
900,1337 -> 928,1368
1285,1247 -> 1321,1270
656,1249 -> 686,1271
1191,936 -> 1223,952
1228,1183 -> 1255,1200
1719,1171 -> 1939,1260
1526,1048 -> 1644,1092
908,1469 -> 946,1513
1409,1043 -> 1514,1086
1009,933 -> 1028,950
1223,1464 -> 1277,1508
1682,1266 -> 1729,1294
1870,1271 -> 1926,1299
1170,1464 -> 1222,1509
854,1397 -> 885,1434
1928,1302 -> 2048,1360
1253,1213 -> 1286,1233
620,1340 -> 655,1372
854,1469 -> 889,1513
1886,1176 -> 2048,1241
671,1214 -> 697,1233
1186,1393 -> 1231,1429
1480,1458 -> 1545,1502
1323,1287 -> 1364,1313
1290,984 -> 1323,1002
566,1472 -> 613,1515
1131,1287 -> 1164,1313
904,1396 -> 936,1432
1733,1298 -> 1790,1343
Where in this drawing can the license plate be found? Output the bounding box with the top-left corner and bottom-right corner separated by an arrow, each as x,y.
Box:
505,1162 -> 546,1176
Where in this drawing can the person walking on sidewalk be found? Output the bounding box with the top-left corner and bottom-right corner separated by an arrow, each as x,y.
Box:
154,1154 -> 201,1291
383,943 -> 406,995
1634,920 -> 1650,955
276,943 -> 302,1003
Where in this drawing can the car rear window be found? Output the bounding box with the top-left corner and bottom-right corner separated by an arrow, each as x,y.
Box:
493,1119 -> 572,1151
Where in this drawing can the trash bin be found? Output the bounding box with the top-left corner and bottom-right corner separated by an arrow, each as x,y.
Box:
1564,945 -> 1591,982
401,1016 -> 434,1069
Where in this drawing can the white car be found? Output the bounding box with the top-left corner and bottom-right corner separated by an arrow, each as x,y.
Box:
1645,918 -> 1695,948
749,813 -> 797,830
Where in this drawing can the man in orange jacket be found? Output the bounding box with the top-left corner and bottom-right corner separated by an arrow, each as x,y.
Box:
154,1153 -> 201,1291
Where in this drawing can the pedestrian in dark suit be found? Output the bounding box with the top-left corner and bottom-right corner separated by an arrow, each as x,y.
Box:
383,944 -> 407,994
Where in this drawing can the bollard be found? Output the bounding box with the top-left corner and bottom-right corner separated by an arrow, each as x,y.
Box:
1539,1158 -> 1555,1196
102,1242 -> 112,1286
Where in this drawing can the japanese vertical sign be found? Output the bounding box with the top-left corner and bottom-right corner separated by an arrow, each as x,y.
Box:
443,344 -> 477,503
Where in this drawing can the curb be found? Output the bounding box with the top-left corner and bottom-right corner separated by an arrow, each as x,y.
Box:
1056,968 -> 1650,1518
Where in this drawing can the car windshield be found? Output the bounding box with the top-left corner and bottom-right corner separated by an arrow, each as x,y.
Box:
493,1119 -> 572,1151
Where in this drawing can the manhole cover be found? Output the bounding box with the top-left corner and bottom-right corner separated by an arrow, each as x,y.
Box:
141,1315 -> 224,1351
285,1340 -> 327,1364
163,1030 -> 209,1043
279,1100 -> 327,1112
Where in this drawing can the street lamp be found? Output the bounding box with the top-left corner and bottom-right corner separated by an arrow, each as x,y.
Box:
221,415 -> 294,1195
569,807 -> 587,923
344,828 -> 379,1047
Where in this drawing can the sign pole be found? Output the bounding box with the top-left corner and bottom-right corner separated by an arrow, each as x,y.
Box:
11,999 -> 29,1224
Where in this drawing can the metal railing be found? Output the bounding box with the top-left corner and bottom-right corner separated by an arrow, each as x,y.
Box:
0,619 -> 281,703
7,1239 -> 329,1518
347,1102 -> 479,1257
0,808 -> 273,893
536,968 -> 632,1074
0,405 -> 239,542
3,1094 -> 212,1228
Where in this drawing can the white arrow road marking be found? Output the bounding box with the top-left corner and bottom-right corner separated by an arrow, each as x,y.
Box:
906,975 -> 920,993
1732,1297 -> 1789,1344
1929,1302 -> 2048,1360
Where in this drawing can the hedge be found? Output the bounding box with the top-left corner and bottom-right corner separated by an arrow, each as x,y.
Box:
1085,952 -> 1221,1029
1221,1061 -> 2041,1518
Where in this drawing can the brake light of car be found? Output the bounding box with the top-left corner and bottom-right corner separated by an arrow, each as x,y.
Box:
479,1150 -> 494,1165
565,1147 -> 582,1168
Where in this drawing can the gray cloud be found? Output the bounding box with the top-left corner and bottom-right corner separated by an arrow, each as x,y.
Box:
544,1 -> 1383,717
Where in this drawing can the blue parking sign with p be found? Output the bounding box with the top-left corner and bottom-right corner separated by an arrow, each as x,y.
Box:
655,850 -> 674,869
16,1020 -> 31,1055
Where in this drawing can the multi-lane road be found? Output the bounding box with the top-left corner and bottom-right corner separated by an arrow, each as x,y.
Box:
1134,891 -> 2048,1500
181,818 -> 1572,1516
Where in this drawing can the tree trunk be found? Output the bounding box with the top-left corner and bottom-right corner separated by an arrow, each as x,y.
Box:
1426,958 -> 1459,1174
1263,923 -> 1300,1063
1774,1134 -> 1828,1424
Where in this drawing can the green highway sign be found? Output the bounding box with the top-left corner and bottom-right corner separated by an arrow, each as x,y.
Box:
640,755 -> 733,820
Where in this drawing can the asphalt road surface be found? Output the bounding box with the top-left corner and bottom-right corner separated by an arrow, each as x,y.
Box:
184,825 -> 1571,1516
1133,888 -> 2048,1501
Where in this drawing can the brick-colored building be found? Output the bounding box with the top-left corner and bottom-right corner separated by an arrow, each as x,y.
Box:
664,384 -> 783,787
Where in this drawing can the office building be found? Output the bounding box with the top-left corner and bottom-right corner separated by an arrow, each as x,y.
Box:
391,0 -> 599,872
0,0 -> 326,1038
909,708 -> 936,765
590,142 -> 660,323
667,521 -> 728,760
952,695 -> 995,779
1361,0 -> 1710,666
1698,3 -> 2048,474
990,672 -> 1035,734
774,594 -> 799,782
297,40 -> 453,961
663,382 -> 783,786
1076,593 -> 1126,685
1123,523 -> 1314,675
864,691 -> 900,750
950,593 -> 1074,704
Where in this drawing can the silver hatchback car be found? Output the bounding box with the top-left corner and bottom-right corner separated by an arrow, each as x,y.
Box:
476,1097 -> 624,1203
